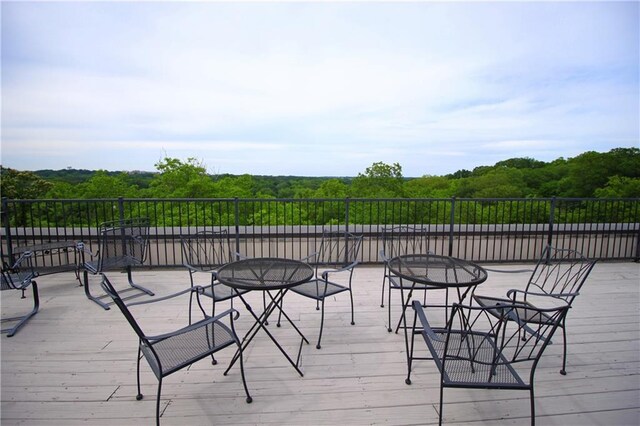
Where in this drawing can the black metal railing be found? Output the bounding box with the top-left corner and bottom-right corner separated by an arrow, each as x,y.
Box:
2,197 -> 639,268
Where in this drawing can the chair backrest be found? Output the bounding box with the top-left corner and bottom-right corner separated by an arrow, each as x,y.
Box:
180,230 -> 234,272
441,301 -> 569,385
526,245 -> 597,304
314,230 -> 363,269
381,226 -> 431,261
96,218 -> 150,272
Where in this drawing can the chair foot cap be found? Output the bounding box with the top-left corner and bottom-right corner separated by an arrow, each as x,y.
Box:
387,328 -> 392,332
380,304 -> 384,308
560,369 -> 567,375
350,321 -> 355,325
136,394 -> 143,401
405,379 -> 412,385
246,396 -> 253,403
276,323 -> 281,328
211,359 -> 217,365
316,344 -> 321,349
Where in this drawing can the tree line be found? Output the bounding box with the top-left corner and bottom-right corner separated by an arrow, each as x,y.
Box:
1,147 -> 639,200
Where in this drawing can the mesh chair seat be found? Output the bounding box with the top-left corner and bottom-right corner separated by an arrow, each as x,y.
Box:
389,276 -> 443,290
474,295 -> 560,325
288,279 -> 348,300
84,256 -> 142,274
145,318 -> 237,378
1,270 -> 34,290
423,329 -> 525,387
202,282 -> 250,302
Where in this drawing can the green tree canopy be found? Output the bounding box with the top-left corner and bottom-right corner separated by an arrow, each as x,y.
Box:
147,157 -> 216,198
76,171 -> 140,198
0,167 -> 53,199
351,161 -> 404,197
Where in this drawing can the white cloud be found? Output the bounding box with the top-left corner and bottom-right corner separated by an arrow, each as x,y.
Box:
1,1 -> 638,176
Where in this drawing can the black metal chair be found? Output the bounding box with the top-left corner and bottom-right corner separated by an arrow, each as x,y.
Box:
81,218 -> 155,309
100,273 -> 252,426
380,225 -> 446,333
407,299 -> 569,426
474,245 -> 597,375
180,230 -> 250,319
279,230 -> 363,349
1,253 -> 39,337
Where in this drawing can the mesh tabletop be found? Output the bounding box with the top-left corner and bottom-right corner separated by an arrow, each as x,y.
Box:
387,254 -> 487,288
216,257 -> 314,291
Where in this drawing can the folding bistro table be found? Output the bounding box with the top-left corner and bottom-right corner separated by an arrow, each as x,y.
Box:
216,257 -> 314,377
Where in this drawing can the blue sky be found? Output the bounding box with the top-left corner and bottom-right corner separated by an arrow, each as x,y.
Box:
2,1 -> 638,177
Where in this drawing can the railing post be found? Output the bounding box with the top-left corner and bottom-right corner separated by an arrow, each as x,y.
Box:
117,197 -> 125,221
548,197 -> 556,249
2,197 -> 13,263
234,198 -> 240,258
345,198 -> 350,233
448,197 -> 456,257
634,224 -> 640,263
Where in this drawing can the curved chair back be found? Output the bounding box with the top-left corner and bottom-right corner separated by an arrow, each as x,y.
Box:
315,230 -> 363,270
96,217 -> 150,272
180,230 -> 234,273
526,245 -> 597,305
380,225 -> 431,261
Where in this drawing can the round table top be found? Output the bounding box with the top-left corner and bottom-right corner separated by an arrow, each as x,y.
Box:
216,257 -> 314,291
387,253 -> 487,288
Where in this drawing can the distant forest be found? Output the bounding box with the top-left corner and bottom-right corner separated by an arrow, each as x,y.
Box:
1,147 -> 639,200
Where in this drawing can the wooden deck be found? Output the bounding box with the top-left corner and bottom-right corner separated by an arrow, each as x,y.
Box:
2,262 -> 639,425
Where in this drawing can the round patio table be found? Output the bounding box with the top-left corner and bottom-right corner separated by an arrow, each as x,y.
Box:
388,253 -> 488,384
216,257 -> 314,377
387,253 -> 488,324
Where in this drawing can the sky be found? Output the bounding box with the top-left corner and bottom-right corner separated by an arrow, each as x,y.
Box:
1,1 -> 638,177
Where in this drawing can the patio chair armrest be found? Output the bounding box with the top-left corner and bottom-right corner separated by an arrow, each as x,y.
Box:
146,308 -> 240,342
127,286 -> 207,307
507,287 -> 577,299
481,266 -> 533,274
182,262 -> 200,273
320,261 -> 359,279
300,252 -> 318,263
10,251 -> 35,271
76,241 -> 98,258
411,300 -> 442,341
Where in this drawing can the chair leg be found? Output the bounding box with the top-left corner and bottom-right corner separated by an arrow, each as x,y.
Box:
387,286 -> 393,332
560,322 -> 568,375
155,378 -> 163,426
136,346 -> 144,401
439,384 -> 444,426
4,281 -> 39,338
405,309 -> 418,385
316,298 -> 326,349
349,289 -> 355,326
530,387 -> 536,426
380,266 -> 387,308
